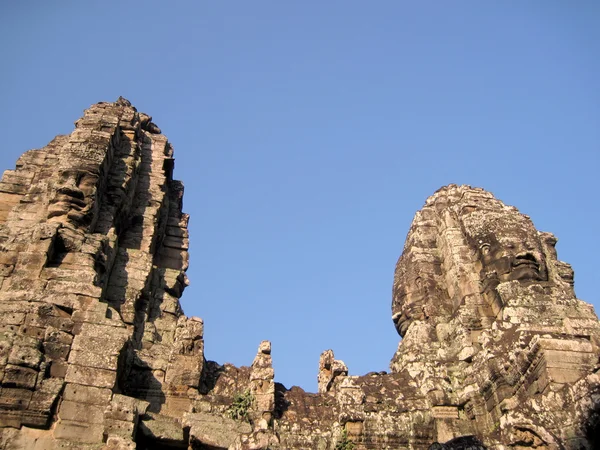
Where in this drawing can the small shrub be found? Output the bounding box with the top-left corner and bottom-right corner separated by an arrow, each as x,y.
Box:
335,429 -> 354,450
227,390 -> 253,421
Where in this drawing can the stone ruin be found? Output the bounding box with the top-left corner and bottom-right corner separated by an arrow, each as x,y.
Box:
0,99 -> 597,449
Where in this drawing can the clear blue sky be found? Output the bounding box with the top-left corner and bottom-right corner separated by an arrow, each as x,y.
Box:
1,1 -> 598,392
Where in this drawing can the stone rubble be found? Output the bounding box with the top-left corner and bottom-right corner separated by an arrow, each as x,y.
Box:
0,100 -> 598,449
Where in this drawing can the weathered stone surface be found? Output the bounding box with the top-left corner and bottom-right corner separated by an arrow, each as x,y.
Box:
318,349 -> 348,394
0,101 -> 597,449
0,98 -> 195,448
249,341 -> 275,430
184,411 -> 252,448
387,185 -> 600,448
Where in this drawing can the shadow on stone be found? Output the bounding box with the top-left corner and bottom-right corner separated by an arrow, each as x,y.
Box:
429,435 -> 487,450
199,361 -> 225,395
121,352 -> 166,413
136,416 -> 190,449
584,402 -> 600,448
273,382 -> 290,419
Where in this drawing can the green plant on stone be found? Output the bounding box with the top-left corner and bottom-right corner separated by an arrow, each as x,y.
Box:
335,428 -> 355,450
227,390 -> 254,421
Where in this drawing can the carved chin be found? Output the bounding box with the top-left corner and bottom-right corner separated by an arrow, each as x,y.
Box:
67,210 -> 88,223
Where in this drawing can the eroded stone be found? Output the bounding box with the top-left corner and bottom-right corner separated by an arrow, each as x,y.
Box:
0,102 -> 597,449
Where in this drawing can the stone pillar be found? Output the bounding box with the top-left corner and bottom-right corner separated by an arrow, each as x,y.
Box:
250,340 -> 275,430
317,349 -> 348,394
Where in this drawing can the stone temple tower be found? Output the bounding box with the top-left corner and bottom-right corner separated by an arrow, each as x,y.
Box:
0,100 -> 598,449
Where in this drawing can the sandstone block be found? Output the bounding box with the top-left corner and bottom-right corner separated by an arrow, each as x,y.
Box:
103,435 -> 137,450
58,400 -> 104,424
183,412 -> 251,449
2,364 -> 38,389
104,419 -> 136,440
65,364 -> 116,389
0,388 -> 32,410
63,383 -> 112,405
68,350 -> 118,370
164,355 -> 202,387
53,419 -> 104,443
7,345 -> 42,369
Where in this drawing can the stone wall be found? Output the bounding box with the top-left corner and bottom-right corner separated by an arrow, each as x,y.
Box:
0,100 -> 598,449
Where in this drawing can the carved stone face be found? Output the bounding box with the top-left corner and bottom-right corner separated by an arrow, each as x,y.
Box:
393,277 -> 427,337
392,272 -> 447,337
48,170 -> 99,226
461,209 -> 548,284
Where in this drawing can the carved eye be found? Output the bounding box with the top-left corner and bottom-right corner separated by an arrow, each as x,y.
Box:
480,243 -> 491,255
461,205 -> 477,215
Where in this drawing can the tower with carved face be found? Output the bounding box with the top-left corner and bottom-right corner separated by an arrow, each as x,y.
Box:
0,99 -> 199,448
391,185 -> 577,338
391,185 -> 599,447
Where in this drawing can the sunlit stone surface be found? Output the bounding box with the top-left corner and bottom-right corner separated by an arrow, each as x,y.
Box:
0,101 -> 597,449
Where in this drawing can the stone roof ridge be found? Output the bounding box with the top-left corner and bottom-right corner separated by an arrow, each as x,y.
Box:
115,96 -> 132,107
426,184 -> 494,205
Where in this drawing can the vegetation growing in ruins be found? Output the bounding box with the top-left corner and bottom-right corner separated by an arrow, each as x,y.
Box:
335,429 -> 355,450
227,390 -> 254,421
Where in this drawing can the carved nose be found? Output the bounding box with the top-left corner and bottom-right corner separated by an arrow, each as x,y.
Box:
517,252 -> 536,261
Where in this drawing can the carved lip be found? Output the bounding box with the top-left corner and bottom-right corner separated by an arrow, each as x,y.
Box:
512,253 -> 539,270
392,312 -> 408,336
